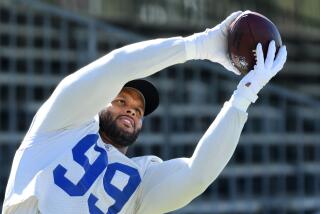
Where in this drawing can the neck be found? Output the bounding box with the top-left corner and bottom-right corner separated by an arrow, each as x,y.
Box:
99,130 -> 128,154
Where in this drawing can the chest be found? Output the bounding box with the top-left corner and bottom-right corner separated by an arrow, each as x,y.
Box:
36,134 -> 143,214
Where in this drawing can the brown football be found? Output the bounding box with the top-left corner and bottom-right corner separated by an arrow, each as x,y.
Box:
228,11 -> 282,75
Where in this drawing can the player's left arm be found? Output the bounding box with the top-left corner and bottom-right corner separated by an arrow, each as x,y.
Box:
136,41 -> 287,214
136,102 -> 246,213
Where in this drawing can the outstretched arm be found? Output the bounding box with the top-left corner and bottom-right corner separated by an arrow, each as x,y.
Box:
30,38 -> 188,133
29,11 -> 241,134
136,102 -> 247,214
136,41 -> 287,213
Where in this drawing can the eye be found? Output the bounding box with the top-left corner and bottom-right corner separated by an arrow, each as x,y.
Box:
116,99 -> 125,106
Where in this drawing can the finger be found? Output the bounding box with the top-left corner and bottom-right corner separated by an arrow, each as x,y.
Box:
221,11 -> 243,35
224,11 -> 243,25
272,45 -> 287,71
256,43 -> 264,69
265,41 -> 276,69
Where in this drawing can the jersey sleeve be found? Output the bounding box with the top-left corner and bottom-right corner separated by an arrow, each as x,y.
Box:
28,37 -> 188,134
2,196 -> 39,214
135,102 -> 248,214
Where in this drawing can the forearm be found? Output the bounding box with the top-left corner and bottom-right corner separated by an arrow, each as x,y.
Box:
33,37 -> 188,132
188,101 -> 247,188
186,40 -> 287,190
137,96 -> 248,214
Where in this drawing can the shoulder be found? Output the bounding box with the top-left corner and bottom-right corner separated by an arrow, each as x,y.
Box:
131,155 -> 163,164
131,155 -> 163,175
20,116 -> 99,150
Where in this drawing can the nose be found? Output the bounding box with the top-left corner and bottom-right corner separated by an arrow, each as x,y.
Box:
126,109 -> 136,116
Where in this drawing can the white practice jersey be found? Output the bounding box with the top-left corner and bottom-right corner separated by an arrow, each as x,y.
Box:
4,117 -> 162,214
3,37 -> 248,214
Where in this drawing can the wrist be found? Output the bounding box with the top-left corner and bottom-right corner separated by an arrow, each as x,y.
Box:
184,35 -> 198,60
229,94 -> 251,113
184,31 -> 209,61
229,85 -> 258,112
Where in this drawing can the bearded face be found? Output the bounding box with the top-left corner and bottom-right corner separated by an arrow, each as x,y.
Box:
99,88 -> 144,148
99,110 -> 141,147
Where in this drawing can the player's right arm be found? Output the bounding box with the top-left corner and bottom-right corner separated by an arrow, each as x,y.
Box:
29,12 -> 241,134
29,38 -> 189,134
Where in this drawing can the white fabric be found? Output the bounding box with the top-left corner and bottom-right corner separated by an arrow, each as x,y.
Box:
2,197 -> 39,214
229,41 -> 287,112
237,41 -> 287,96
229,87 -> 256,112
3,34 -> 248,214
184,11 -> 242,75
136,103 -> 247,214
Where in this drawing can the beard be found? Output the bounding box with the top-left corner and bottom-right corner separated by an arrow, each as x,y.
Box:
99,110 -> 141,147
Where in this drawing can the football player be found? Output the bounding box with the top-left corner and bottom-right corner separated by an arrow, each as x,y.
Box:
2,11 -> 286,214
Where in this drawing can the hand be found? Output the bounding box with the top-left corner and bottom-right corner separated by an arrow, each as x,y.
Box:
185,11 -> 242,75
229,40 -> 287,112
238,40 -> 287,98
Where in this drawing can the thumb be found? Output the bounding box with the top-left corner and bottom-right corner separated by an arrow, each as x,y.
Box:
220,11 -> 243,36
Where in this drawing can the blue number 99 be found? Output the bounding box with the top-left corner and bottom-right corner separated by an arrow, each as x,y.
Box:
53,134 -> 141,214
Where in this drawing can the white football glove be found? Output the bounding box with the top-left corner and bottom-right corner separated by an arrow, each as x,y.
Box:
184,11 -> 242,75
235,40 -> 287,104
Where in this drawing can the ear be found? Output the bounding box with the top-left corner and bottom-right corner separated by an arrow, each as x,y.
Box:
139,118 -> 144,127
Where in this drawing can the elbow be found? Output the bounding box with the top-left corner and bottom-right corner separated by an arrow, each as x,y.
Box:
185,170 -> 215,197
